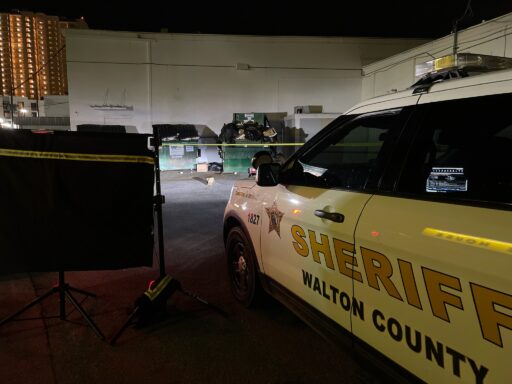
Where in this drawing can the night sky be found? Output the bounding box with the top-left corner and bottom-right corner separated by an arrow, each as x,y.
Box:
1,1 -> 512,38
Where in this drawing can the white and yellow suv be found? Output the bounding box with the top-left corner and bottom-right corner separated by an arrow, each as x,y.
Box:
223,54 -> 512,384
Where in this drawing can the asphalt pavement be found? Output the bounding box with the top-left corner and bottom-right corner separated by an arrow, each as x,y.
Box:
0,171 -> 380,384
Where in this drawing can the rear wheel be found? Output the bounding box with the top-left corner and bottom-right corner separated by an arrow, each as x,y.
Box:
226,226 -> 261,307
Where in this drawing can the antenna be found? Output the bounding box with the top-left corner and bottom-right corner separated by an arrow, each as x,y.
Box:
452,0 -> 473,55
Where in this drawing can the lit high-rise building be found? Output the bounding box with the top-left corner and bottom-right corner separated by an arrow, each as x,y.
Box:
0,11 -> 87,103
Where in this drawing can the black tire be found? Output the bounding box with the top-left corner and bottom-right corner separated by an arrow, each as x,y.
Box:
226,226 -> 261,307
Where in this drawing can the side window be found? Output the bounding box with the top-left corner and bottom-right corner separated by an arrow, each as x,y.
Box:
280,109 -> 406,190
398,93 -> 512,205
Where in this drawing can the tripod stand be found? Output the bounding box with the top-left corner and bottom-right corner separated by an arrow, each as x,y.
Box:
110,125 -> 224,345
0,270 -> 105,340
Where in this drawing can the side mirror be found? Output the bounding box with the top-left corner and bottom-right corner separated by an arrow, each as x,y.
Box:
251,151 -> 273,170
256,163 -> 280,187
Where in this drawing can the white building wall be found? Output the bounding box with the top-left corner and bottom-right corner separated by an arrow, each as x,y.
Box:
362,12 -> 512,99
39,95 -> 70,117
65,30 -> 427,133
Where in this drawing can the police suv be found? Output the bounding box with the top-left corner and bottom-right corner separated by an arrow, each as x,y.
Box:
223,53 -> 512,384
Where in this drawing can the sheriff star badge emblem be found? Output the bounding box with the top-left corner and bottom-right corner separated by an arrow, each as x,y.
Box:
265,201 -> 284,237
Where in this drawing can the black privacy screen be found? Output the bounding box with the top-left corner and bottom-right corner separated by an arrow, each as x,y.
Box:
0,129 -> 155,273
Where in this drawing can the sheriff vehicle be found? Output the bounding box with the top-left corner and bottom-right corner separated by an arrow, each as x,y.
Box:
223,53 -> 512,384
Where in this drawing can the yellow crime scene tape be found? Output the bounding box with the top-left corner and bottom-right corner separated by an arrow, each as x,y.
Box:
162,142 -> 381,147
162,143 -> 304,147
0,148 -> 155,165
0,143 -> 380,162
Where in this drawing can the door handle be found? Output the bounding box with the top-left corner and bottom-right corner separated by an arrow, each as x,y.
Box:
314,210 -> 344,223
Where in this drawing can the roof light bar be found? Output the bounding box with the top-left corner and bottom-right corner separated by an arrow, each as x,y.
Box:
415,53 -> 512,78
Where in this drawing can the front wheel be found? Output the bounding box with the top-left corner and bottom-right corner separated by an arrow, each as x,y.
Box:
226,226 -> 261,307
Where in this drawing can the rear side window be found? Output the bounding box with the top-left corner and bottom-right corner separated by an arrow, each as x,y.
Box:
397,93 -> 512,206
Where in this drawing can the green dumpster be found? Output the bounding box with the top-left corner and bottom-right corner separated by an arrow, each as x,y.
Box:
222,141 -> 270,173
159,140 -> 198,171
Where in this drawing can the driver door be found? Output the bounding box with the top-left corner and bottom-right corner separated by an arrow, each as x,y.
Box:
259,107 -> 413,331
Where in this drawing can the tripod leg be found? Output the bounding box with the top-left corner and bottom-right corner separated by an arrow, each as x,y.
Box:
110,307 -> 140,346
179,288 -> 227,317
181,289 -> 209,305
59,282 -> 66,320
65,290 -> 105,340
67,286 -> 97,298
0,287 -> 58,327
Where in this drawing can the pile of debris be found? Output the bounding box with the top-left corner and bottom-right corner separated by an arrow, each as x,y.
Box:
218,121 -> 277,143
152,124 -> 199,141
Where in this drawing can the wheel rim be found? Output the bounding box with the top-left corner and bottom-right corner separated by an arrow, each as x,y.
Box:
231,241 -> 250,295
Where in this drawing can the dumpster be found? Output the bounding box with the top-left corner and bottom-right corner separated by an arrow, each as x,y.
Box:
222,141 -> 270,173
160,139 -> 199,171
219,113 -> 278,173
152,124 -> 199,171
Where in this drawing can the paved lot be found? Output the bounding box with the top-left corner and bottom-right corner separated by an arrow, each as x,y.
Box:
0,171 -> 381,384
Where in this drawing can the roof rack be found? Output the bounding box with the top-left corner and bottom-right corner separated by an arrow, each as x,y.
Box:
410,53 -> 512,93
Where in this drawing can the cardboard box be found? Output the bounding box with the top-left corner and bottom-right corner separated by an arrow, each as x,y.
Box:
294,105 -> 323,114
197,163 -> 208,172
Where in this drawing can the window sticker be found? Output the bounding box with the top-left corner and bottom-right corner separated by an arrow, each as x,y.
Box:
426,167 -> 468,193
